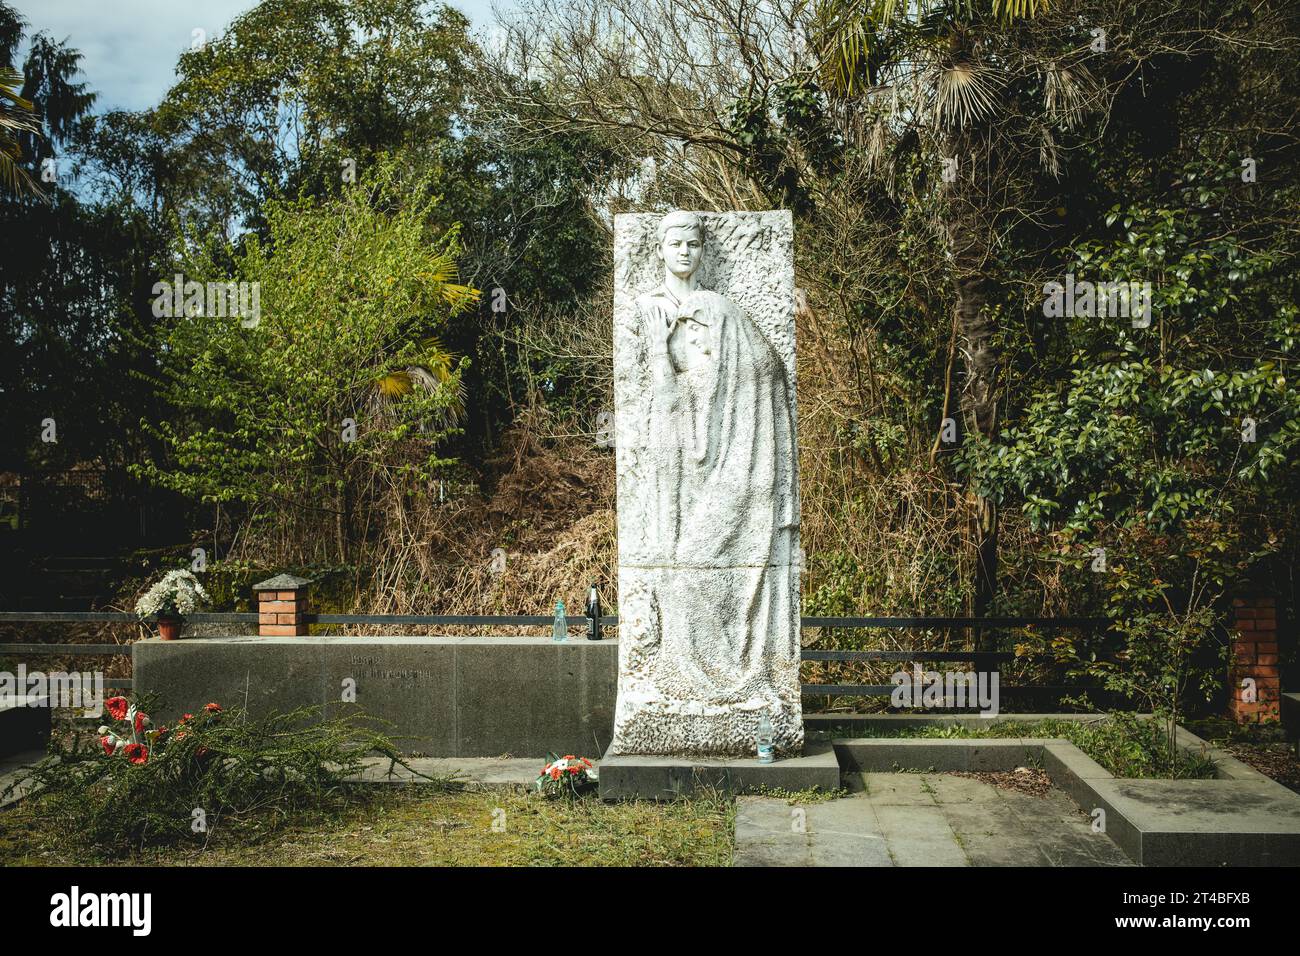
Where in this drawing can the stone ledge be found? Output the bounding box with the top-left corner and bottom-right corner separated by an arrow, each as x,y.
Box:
832,738 -> 1044,773
347,755 -> 550,789
829,733 -> 1300,867
806,712 -> 1109,731
132,636 -> 618,757
598,741 -> 841,800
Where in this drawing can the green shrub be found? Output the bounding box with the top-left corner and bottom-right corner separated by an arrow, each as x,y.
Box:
3,696 -> 425,855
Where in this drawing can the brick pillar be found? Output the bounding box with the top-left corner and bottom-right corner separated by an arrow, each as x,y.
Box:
252,573 -> 312,637
1229,595 -> 1280,723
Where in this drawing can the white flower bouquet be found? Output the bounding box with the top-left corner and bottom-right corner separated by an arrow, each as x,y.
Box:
134,569 -> 210,620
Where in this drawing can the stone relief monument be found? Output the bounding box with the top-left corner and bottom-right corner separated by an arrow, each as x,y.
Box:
609,209 -> 803,758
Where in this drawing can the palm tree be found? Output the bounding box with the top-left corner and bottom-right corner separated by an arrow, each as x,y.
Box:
369,247 -> 475,431
0,65 -> 42,196
369,334 -> 467,432
807,0 -> 1100,629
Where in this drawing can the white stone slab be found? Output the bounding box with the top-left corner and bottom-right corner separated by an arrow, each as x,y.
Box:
611,210 -> 803,757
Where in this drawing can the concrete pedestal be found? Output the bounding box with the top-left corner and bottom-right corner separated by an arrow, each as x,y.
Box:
597,741 -> 840,800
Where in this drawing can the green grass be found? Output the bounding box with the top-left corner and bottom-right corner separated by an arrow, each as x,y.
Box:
742,785 -> 847,803
0,785 -> 735,867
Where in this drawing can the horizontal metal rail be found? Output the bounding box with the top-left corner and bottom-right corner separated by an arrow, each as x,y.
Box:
801,649 -> 1014,662
1,611 -> 1106,628
0,612 -> 602,626
0,644 -> 1095,667
1,608 -> 1109,707
305,614 -> 617,626
0,612 -> 257,623
802,616 -> 1106,628
0,644 -> 129,655
801,684 -> 1096,696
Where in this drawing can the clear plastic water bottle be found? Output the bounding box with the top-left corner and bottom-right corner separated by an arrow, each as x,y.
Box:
756,710 -> 775,764
552,600 -> 567,642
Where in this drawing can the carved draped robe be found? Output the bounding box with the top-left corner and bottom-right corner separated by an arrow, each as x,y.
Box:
609,286 -> 803,757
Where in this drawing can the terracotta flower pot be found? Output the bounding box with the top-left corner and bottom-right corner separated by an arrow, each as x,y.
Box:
157,617 -> 183,641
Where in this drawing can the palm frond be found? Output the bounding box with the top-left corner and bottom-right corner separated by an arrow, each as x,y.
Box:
440,281 -> 479,312
809,0 -> 1046,100
0,66 -> 46,198
810,0 -> 902,97
1043,62 -> 1096,130
933,61 -> 1004,129
375,370 -> 414,398
865,113 -> 892,171
370,335 -> 467,428
1039,124 -> 1061,178
0,68 -> 32,106
992,0 -> 1052,21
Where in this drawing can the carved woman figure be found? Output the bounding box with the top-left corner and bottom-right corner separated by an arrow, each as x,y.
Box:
612,211 -> 801,755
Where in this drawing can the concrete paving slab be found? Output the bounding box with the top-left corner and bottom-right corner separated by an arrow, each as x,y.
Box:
926,774 -> 1002,804
872,795 -> 969,867
858,772 -> 937,805
1000,791 -> 1132,867
805,799 -> 891,867
939,799 -> 1053,866
734,795 -> 892,867
735,772 -> 1133,867
733,796 -> 812,867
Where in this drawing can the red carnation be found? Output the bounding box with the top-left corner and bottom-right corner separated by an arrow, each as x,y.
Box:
179,713 -> 193,724
105,697 -> 129,720
124,743 -> 149,765
204,702 -> 222,713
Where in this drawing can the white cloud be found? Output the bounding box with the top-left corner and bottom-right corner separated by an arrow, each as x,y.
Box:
14,0 -> 507,112
15,1 -> 256,111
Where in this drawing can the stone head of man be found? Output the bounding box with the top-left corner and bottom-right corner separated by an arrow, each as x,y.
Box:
656,211 -> 704,282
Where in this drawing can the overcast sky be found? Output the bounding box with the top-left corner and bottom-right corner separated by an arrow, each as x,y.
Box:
13,0 -> 505,113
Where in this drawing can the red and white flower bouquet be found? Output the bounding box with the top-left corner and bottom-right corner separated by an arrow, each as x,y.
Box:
97,696 -> 224,765
534,754 -> 597,797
